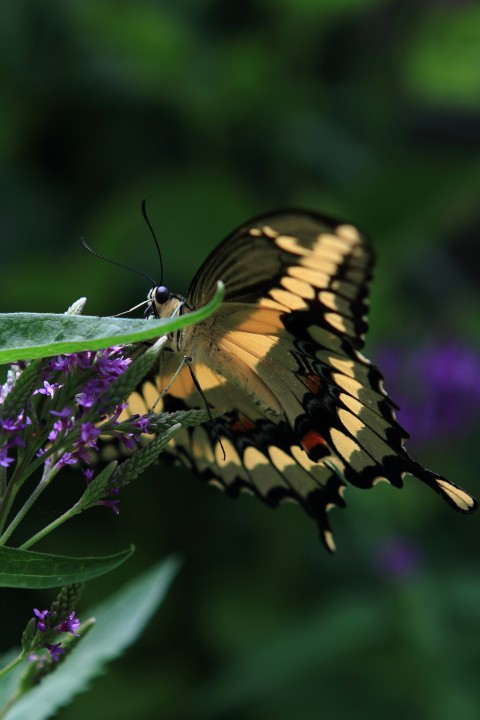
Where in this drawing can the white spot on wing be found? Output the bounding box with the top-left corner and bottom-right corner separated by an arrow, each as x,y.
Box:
262,225 -> 278,238
280,275 -> 315,299
436,479 -> 476,511
336,224 -> 361,242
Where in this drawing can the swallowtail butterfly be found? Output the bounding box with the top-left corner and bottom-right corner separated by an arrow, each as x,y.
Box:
124,209 -> 477,551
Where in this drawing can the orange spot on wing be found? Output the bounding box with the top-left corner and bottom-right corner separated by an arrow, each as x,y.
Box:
305,374 -> 322,394
301,430 -> 326,453
230,415 -> 256,433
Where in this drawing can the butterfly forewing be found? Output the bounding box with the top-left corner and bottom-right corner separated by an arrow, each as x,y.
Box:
188,211 -> 372,349
125,209 -> 476,550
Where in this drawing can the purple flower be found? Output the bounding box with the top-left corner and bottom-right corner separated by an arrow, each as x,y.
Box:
120,433 -> 136,450
110,403 -> 128,422
34,381 -> 61,398
76,351 -> 95,369
75,377 -> 108,408
0,415 -> 26,432
0,414 -> 27,461
75,391 -> 95,409
50,408 -> 73,420
0,445 -> 14,467
33,608 -> 50,633
80,423 -> 100,446
100,478 -> 121,515
49,356 -> 73,372
55,611 -> 80,637
376,536 -> 423,580
8,435 -> 25,448
101,494 -> 120,515
97,350 -> 131,377
45,642 -> 65,662
2,346 -> 134,522
375,341 -> 480,445
132,414 -> 152,433
83,468 -> 95,484
48,420 -> 64,442
71,445 -> 92,463
55,452 -> 77,469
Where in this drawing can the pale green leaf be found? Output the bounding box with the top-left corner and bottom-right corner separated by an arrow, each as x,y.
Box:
2,557 -> 179,720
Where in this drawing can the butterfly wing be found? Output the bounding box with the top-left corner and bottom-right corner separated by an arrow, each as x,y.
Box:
129,209 -> 476,550
188,210 -> 372,349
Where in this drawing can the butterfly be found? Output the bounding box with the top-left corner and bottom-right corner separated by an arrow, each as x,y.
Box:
124,209 -> 477,551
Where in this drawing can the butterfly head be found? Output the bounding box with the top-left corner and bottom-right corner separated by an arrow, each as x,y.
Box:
145,284 -> 185,322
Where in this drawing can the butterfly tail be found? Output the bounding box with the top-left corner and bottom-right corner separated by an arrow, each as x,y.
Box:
409,462 -> 477,514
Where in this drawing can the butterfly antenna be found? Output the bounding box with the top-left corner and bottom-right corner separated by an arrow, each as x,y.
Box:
80,237 -> 157,287
186,358 -> 226,461
141,199 -> 164,285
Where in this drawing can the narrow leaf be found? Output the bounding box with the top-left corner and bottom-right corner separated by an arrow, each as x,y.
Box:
0,545 -> 134,589
2,558 -> 179,720
0,282 -> 224,363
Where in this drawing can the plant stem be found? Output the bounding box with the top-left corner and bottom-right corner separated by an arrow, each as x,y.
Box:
0,466 -> 57,546
20,501 -> 82,550
0,466 -> 6,503
0,465 -> 25,536
0,444 -> 51,536
0,652 -> 26,679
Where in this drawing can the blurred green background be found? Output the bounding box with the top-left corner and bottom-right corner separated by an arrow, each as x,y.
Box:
1,1 -> 480,718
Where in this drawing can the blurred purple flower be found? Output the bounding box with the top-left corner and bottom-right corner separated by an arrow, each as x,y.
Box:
50,407 -> 73,419
55,452 -> 77,469
376,536 -> 423,579
83,468 -> 95,484
0,415 -> 27,433
132,414 -> 152,433
0,445 -> 14,467
80,422 -> 100,446
110,402 -> 128,422
375,341 -> 480,445
101,497 -> 120,515
48,420 -> 65,442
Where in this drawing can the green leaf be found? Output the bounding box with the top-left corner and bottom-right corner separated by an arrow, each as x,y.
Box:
1,557 -> 179,720
0,545 -> 134,589
0,281 -> 224,364
0,650 -> 23,710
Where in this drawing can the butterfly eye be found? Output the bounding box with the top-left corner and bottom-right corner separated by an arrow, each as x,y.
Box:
155,285 -> 170,304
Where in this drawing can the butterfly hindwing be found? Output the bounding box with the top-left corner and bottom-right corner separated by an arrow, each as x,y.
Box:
122,209 -> 476,548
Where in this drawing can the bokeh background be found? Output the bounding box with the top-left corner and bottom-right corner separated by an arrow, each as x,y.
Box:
1,1 -> 480,718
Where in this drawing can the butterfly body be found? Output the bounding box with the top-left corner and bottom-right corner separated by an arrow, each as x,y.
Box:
125,209 -> 476,550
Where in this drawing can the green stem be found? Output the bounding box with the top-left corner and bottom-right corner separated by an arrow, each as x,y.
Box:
0,440 -> 50,536
0,651 -> 26,679
0,464 -> 26,536
0,466 -> 6,503
0,465 -> 57,546
20,501 -> 82,550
